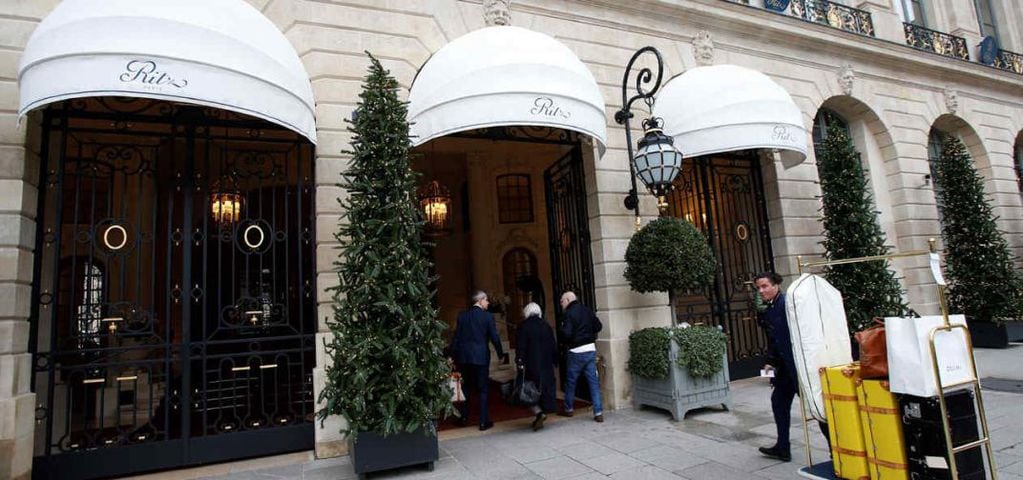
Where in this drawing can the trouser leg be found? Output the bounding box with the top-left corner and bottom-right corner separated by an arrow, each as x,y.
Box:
771,380 -> 797,451
581,351 -> 602,415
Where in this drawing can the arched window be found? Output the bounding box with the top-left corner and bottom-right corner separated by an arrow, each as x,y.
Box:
811,108 -> 850,154
496,174 -> 534,223
502,248 -> 539,345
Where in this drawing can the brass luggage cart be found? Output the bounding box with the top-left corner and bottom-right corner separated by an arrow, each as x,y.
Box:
793,239 -> 998,480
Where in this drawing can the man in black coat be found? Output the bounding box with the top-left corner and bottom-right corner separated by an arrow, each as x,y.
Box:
450,290 -> 507,431
557,291 -> 604,422
756,272 -> 796,461
516,302 -> 558,431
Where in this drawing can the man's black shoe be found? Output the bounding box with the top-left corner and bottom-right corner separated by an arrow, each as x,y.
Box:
531,413 -> 546,431
758,446 -> 791,462
479,421 -> 494,431
455,417 -> 468,428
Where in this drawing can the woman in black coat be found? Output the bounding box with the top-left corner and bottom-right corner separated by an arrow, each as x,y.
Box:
515,302 -> 558,431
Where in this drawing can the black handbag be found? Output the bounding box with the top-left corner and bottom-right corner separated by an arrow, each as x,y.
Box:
510,366 -> 541,406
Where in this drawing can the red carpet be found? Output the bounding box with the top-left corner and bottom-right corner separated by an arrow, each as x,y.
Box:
439,380 -> 590,431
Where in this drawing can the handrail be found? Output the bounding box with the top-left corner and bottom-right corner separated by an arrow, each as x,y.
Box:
791,0 -> 875,37
904,23 -> 970,60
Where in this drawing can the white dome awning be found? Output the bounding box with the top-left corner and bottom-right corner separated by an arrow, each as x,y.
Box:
18,0 -> 316,143
653,65 -> 807,160
408,26 -> 606,154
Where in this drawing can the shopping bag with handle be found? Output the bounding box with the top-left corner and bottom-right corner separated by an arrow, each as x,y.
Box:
885,315 -> 973,397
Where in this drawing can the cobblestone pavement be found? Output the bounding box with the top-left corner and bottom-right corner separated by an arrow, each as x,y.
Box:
127,345 -> 1023,480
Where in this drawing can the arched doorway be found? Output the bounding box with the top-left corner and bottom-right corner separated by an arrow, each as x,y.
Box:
408,25 -> 605,422
653,65 -> 808,379
29,98 -> 317,479
18,2 -> 319,477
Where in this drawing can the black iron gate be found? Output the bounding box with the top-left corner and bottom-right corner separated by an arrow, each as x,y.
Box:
29,98 -> 316,480
666,152 -> 775,380
544,145 -> 598,400
544,146 -> 596,312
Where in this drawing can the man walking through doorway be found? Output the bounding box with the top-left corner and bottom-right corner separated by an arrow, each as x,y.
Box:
558,291 -> 604,422
451,290 -> 508,431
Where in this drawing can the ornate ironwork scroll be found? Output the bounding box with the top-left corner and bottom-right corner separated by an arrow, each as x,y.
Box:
30,98 -> 316,479
994,49 -> 1023,75
790,0 -> 874,36
903,23 -> 969,60
665,152 -> 775,379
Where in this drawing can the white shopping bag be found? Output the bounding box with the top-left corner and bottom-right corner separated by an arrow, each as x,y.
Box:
886,315 -> 974,397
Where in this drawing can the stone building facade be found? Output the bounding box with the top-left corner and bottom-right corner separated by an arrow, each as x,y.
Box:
1,0 -> 1021,478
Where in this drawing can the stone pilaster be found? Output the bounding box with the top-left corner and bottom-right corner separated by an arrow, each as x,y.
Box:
854,0 -> 906,44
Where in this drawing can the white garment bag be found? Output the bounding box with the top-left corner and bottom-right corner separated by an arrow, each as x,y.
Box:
785,274 -> 853,422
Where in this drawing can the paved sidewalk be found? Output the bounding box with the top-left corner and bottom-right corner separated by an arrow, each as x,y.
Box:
127,345 -> 1023,480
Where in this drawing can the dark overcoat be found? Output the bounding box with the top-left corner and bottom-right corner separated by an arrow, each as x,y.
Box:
515,314 -> 558,411
451,305 -> 503,366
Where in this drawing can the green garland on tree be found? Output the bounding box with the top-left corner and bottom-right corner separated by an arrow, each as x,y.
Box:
317,53 -> 451,437
934,135 -> 1023,324
817,123 -> 908,332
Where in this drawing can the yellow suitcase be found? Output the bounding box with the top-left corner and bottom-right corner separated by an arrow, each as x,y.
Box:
856,379 -> 908,480
820,363 -> 870,480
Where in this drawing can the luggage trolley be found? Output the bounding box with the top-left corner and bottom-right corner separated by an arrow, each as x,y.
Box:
793,239 -> 998,480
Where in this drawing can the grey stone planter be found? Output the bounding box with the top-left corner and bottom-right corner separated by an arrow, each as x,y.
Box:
632,341 -> 731,420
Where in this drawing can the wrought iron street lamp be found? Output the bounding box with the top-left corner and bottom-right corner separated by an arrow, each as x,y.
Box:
614,47 -> 684,222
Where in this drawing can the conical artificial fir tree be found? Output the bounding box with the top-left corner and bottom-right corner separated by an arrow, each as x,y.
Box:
317,54 -> 451,437
817,124 -> 909,332
934,135 -> 1023,324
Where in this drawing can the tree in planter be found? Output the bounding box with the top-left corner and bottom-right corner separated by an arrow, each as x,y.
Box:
933,135 -> 1023,324
317,54 -> 451,441
816,123 -> 909,332
625,217 -> 730,419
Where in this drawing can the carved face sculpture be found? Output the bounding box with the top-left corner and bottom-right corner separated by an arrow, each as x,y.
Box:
839,66 -> 855,95
484,0 -> 511,26
944,88 -> 958,114
693,31 -> 714,66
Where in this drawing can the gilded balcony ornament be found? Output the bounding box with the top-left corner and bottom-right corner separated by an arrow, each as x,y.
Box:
789,0 -> 874,37
994,50 -> 1023,75
904,23 -> 969,61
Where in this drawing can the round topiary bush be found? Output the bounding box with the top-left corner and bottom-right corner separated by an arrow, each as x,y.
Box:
624,217 -> 716,294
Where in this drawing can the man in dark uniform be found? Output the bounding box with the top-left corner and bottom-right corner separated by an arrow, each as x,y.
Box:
450,290 -> 508,431
756,272 -> 796,462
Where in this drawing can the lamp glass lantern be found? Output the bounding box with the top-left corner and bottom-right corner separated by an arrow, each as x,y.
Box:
210,177 -> 244,225
633,118 -> 683,210
417,180 -> 453,236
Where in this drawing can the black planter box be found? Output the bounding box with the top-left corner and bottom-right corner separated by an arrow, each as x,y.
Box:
969,321 -> 1009,349
349,425 -> 438,478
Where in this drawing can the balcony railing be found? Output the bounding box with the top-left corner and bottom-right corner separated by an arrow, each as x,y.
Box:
903,23 -> 969,60
790,0 -> 874,37
994,49 -> 1023,75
